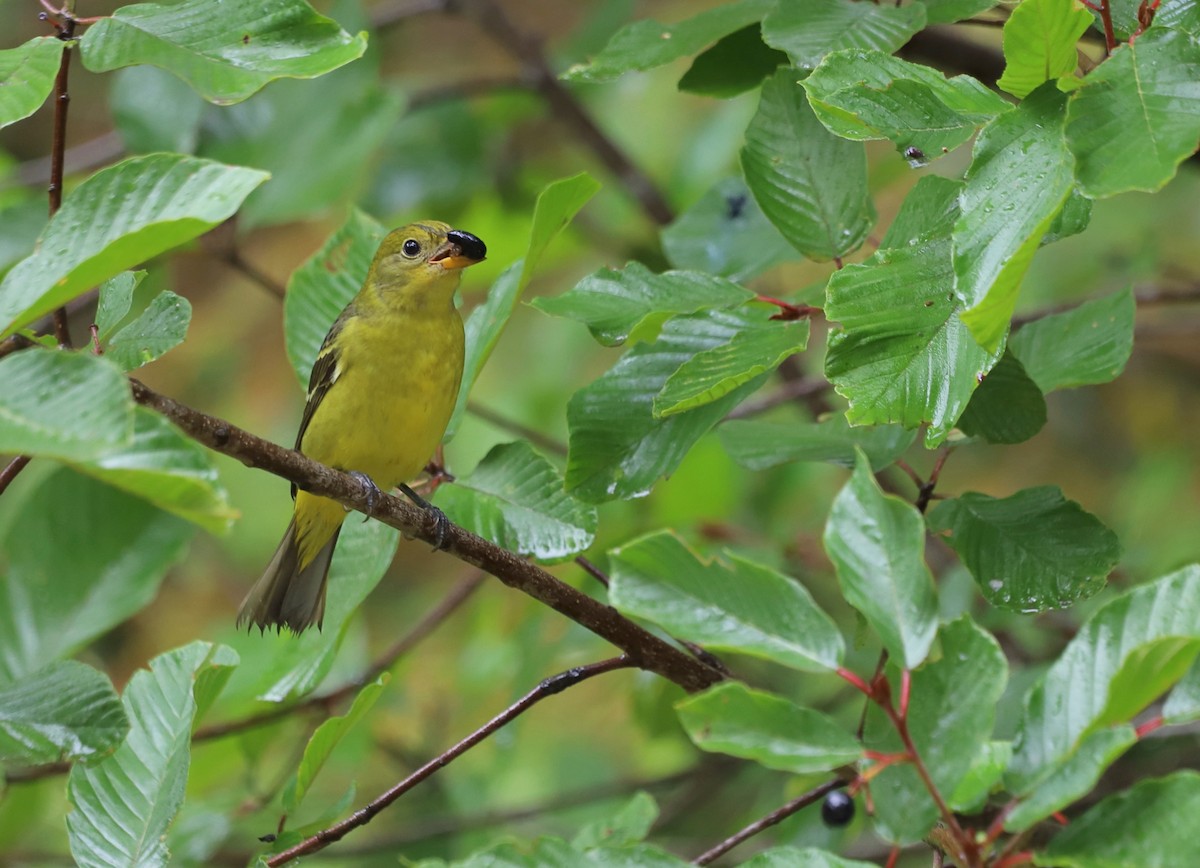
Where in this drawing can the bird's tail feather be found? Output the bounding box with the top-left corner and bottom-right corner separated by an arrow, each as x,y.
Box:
237,519 -> 340,633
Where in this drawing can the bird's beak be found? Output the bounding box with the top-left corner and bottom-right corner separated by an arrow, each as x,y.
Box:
430,229 -> 487,270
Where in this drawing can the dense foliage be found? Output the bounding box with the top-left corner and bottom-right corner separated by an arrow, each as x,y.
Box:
2,0 -> 1200,866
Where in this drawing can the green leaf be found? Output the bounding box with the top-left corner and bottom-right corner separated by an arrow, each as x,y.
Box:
1066,27 -> 1200,197
997,0 -> 1092,98
0,37 -> 65,129
561,0 -> 775,82
719,413 -> 916,471
532,261 -> 752,347
94,271 -> 146,339
867,617 -> 1008,843
74,407 -> 237,535
824,239 -> 1000,447
67,642 -> 238,868
741,849 -> 877,868
923,0 -> 1001,25
0,154 -> 268,337
1006,725 -> 1136,832
762,0 -> 927,68
1164,658 -> 1200,724
437,441 -> 598,563
104,290 -> 191,371
928,486 -> 1120,613
0,351 -> 133,462
823,452 -> 938,669
110,65 -> 205,154
1008,566 -> 1200,793
255,518 -> 399,702
677,683 -> 861,773
954,84 -> 1075,351
284,209 -> 385,385
572,791 -> 658,850
653,304 -> 809,417
803,50 -> 1010,161
447,172 -> 599,438
0,661 -> 127,765
609,530 -> 844,672
200,65 -> 402,229
882,175 -> 965,248
1009,288 -> 1135,392
677,24 -> 788,98
741,68 -> 875,262
565,309 -> 769,502
0,468 -> 192,682
79,0 -> 367,104
1040,187 -> 1093,245
949,740 -> 1012,812
660,177 -> 799,282
957,350 -> 1047,444
283,675 -> 387,812
1037,771 -> 1200,867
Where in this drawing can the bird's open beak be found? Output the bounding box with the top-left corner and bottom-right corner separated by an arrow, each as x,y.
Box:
430,229 -> 487,270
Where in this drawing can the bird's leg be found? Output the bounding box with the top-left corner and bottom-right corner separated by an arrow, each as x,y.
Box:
398,482 -> 451,550
348,471 -> 383,522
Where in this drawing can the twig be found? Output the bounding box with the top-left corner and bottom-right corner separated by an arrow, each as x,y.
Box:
368,0 -> 451,27
264,655 -> 635,864
47,15 -> 76,348
0,456 -> 33,498
914,447 -> 951,515
691,778 -> 847,865
127,378 -> 724,692
466,400 -> 568,456
574,554 -> 609,588
454,0 -> 675,226
723,377 -> 830,421
1011,284 -> 1200,329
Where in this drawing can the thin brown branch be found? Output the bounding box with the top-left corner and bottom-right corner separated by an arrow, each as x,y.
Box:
128,378 -> 724,693
723,377 -> 830,421
265,655 -> 635,864
0,456 -> 34,498
1011,284 -> 1200,329
454,0 -> 675,226
691,778 -> 847,865
48,18 -> 76,349
10,130 -> 125,189
368,0 -> 451,28
466,400 -> 568,456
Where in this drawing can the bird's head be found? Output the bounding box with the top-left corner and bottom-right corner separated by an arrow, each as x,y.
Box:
371,221 -> 487,291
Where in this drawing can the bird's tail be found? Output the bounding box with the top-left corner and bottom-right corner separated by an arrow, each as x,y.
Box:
237,518 -> 341,633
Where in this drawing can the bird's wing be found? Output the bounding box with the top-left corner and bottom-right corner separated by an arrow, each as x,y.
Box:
291,309 -> 351,495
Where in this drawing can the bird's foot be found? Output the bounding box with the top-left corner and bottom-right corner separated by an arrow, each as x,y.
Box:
349,471 -> 383,522
399,482 -> 451,550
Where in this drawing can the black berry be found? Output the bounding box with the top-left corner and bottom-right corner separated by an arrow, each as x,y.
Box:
821,790 -> 855,826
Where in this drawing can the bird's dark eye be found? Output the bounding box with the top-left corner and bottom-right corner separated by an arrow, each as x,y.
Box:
402,239 -> 421,257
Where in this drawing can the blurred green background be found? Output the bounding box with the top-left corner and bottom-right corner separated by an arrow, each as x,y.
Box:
2,0 -> 1200,864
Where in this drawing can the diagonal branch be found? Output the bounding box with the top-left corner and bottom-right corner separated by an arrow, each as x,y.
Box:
128,378 -> 724,693
265,655 -> 635,864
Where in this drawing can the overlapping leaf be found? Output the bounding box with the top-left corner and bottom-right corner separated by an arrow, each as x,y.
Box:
565,308 -> 768,501
67,642 -> 238,867
957,350 -> 1047,445
532,261 -> 752,347
928,486 -> 1120,613
1010,288 -> 1135,392
997,0 -> 1092,98
609,530 -> 844,672
823,452 -> 938,669
867,618 -> 1007,842
1008,566 -> 1200,794
677,25 -> 788,98
804,50 -> 1009,160
0,154 -> 267,337
677,683 -> 861,773
1066,27 -> 1200,197
742,68 -> 875,262
719,413 -> 915,471
104,290 -> 192,371
0,37 -> 64,129
762,0 -> 926,68
437,441 -> 598,562
561,0 -> 774,82
79,0 -> 367,104
954,84 -> 1075,351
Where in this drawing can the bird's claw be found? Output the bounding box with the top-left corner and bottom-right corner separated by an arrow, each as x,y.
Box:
349,471 -> 382,522
399,482 -> 451,550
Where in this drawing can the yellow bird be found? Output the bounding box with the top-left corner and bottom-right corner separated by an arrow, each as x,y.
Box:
239,221 -> 486,632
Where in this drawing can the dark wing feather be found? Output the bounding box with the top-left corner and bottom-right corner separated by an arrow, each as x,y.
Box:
291,309 -> 351,496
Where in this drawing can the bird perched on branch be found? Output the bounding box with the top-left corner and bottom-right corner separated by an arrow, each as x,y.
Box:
239,221 -> 487,632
